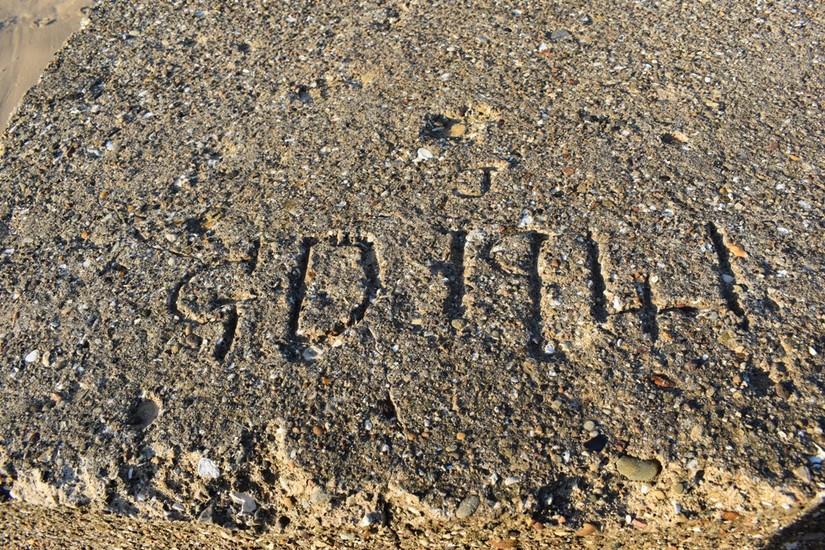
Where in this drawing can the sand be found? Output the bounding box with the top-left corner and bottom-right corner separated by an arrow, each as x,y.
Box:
0,0 -> 92,130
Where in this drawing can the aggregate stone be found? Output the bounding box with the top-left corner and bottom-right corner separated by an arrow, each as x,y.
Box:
616,456 -> 662,482
456,495 -> 480,519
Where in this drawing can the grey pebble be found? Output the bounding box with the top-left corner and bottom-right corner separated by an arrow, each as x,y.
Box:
616,456 -> 662,481
310,487 -> 331,507
549,29 -> 572,42
230,491 -> 258,514
794,465 -> 812,483
456,495 -> 480,519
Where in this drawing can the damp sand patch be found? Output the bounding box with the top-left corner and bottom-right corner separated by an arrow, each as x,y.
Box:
0,0 -> 93,131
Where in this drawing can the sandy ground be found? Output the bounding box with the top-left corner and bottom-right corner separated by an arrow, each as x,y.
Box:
0,0 -> 92,130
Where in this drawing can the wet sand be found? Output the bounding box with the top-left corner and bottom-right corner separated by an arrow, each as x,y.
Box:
0,0 -> 92,130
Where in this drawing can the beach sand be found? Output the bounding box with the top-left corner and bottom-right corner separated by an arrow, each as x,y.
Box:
0,0 -> 92,130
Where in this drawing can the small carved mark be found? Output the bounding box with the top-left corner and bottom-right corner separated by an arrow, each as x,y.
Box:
170,270 -> 240,362
168,272 -> 197,320
286,238 -> 315,342
636,276 -> 659,341
213,302 -> 238,361
586,233 -> 608,323
287,234 -> 381,351
706,222 -> 749,329
525,232 -> 550,359
433,230 -> 467,321
455,168 -> 494,198
245,238 -> 261,275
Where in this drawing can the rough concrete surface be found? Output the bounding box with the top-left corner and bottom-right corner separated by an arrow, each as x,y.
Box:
0,0 -> 824,547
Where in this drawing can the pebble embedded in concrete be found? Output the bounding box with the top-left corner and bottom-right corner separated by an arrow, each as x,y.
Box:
456,495 -> 480,519
616,456 -> 662,482
197,458 -> 220,479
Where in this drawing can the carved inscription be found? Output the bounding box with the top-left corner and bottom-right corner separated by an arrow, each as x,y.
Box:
167,224 -> 749,361
291,234 -> 380,343
463,228 -> 548,356
538,233 -> 599,353
170,267 -> 247,362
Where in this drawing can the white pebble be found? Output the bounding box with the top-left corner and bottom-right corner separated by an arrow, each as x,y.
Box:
198,457 -> 220,479
230,491 -> 257,514
416,147 -> 434,161
504,476 -> 520,486
359,511 -> 383,527
24,350 -> 39,364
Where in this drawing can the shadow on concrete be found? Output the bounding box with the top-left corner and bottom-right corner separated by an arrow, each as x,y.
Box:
766,500 -> 825,549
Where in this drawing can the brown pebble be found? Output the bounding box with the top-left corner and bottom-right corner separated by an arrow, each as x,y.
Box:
651,374 -> 676,388
575,522 -> 598,537
775,381 -> 792,400
721,511 -> 741,521
456,432 -> 466,441
312,426 -> 324,436
726,242 -> 748,258
445,123 -> 466,138
631,518 -> 647,529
